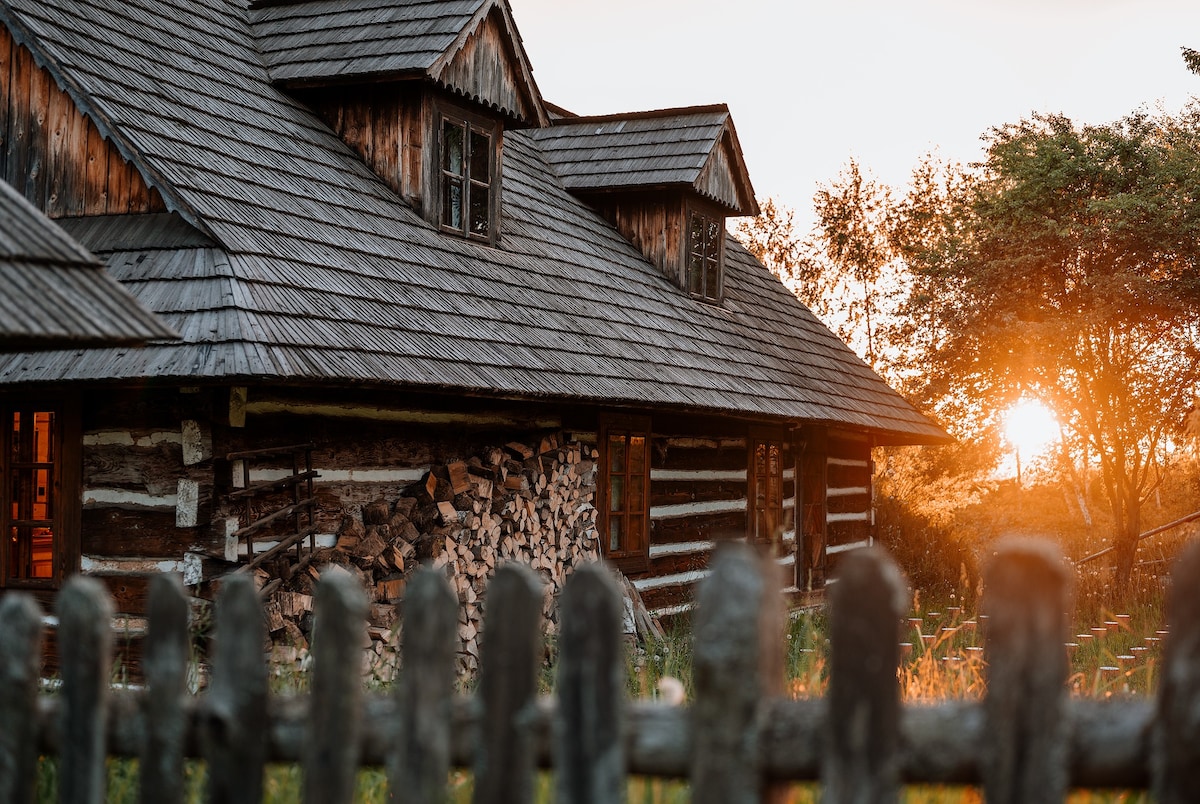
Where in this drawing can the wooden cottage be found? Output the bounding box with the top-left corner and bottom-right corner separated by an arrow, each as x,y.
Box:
0,0 -> 947,661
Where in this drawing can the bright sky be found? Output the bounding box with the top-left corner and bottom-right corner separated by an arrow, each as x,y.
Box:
508,0 -> 1200,229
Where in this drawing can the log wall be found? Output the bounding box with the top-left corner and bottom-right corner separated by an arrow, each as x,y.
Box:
0,27 -> 166,216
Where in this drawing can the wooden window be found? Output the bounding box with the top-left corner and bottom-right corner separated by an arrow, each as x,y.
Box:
439,111 -> 498,243
686,209 -> 724,302
599,415 -> 651,573
749,434 -> 785,548
1,400 -> 77,588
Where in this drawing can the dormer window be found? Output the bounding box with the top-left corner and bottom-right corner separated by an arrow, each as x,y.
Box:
438,108 -> 501,244
687,209 -> 724,302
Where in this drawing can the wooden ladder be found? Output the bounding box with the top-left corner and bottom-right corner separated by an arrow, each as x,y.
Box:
226,443 -> 319,599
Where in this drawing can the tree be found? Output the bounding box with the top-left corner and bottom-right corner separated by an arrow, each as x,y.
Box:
735,199 -> 832,313
898,110 -> 1200,585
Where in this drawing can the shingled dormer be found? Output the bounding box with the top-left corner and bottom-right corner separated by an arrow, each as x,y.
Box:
531,105 -> 758,303
250,0 -> 547,245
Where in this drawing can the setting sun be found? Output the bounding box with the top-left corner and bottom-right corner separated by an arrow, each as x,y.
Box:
1004,399 -> 1060,460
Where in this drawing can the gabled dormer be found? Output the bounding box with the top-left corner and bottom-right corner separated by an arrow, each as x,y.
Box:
250,0 -> 548,245
531,106 -> 759,303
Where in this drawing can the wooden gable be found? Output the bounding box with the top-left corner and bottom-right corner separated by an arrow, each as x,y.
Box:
695,123 -> 758,217
430,2 -> 547,127
0,27 -> 166,218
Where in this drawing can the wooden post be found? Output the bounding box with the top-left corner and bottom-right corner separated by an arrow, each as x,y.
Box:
980,541 -> 1069,803
389,568 -> 458,804
203,573 -> 268,804
141,574 -> 191,804
690,542 -> 779,804
473,563 -> 543,804
58,577 -> 114,804
1153,540 -> 1200,801
304,567 -> 368,804
0,594 -> 43,804
822,547 -> 905,803
555,563 -> 625,804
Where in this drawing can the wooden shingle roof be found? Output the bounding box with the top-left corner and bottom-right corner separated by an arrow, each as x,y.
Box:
0,181 -> 177,349
249,0 -> 547,124
0,0 -> 946,444
531,106 -> 759,216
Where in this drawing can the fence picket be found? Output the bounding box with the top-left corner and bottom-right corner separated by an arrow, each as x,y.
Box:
304,567 -> 369,804
823,548 -> 905,804
140,574 -> 190,804
473,563 -> 543,804
58,577 -> 114,804
0,593 -> 43,804
388,568 -> 458,804
1153,541 -> 1200,802
203,574 -> 268,804
980,541 -> 1069,803
690,543 -> 778,804
555,563 -> 625,804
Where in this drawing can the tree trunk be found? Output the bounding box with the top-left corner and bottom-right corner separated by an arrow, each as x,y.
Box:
1111,505 -> 1141,589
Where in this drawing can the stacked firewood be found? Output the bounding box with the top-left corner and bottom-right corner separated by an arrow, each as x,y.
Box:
261,434 -> 601,676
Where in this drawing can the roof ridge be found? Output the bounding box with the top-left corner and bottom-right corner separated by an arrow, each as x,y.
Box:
546,103 -> 731,125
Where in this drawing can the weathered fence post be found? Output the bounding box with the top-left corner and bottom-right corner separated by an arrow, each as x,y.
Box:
388,568 -> 458,804
58,577 -> 114,804
822,548 -> 906,804
1153,540 -> 1200,802
0,593 -> 43,804
304,567 -> 369,804
980,540 -> 1069,803
690,543 -> 781,804
203,574 -> 268,804
555,563 -> 625,804
140,573 -> 191,804
473,563 -> 543,804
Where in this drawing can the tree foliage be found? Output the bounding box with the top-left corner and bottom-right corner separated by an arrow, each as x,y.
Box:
897,110 -> 1200,583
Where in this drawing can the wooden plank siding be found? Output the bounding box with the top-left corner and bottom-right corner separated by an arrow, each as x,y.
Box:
433,7 -> 535,123
0,26 -> 165,216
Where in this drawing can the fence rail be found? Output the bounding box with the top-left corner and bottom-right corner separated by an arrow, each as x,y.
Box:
3,539 -> 1200,803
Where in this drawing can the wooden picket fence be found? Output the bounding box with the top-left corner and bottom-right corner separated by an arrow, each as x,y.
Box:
3,538 -> 1200,803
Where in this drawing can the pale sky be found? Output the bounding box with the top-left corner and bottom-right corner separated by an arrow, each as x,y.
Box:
508,0 -> 1200,229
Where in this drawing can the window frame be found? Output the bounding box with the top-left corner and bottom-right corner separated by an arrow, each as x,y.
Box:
0,395 -> 80,590
748,427 -> 786,551
684,202 -> 725,304
434,102 -> 502,245
597,414 -> 652,574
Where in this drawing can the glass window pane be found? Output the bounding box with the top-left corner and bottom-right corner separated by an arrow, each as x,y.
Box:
629,436 -> 646,473
609,518 -> 624,552
470,129 -> 490,181
34,412 -> 53,461
443,120 -> 464,175
609,435 -> 626,474
688,253 -> 704,295
706,219 -> 721,254
609,476 -> 624,513
628,475 -> 644,513
33,468 -> 52,521
469,183 -> 490,237
706,256 -> 720,299
628,515 -> 644,553
442,178 -> 463,229
31,528 -> 53,578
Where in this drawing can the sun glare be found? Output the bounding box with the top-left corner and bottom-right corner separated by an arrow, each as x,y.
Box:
1004,399 -> 1060,461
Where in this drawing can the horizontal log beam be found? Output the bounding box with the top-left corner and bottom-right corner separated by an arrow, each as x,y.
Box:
39,694 -> 1153,788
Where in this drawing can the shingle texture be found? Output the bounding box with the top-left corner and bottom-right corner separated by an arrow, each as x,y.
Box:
0,0 -> 946,443
250,0 -> 485,83
0,181 -> 177,348
530,107 -> 755,214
